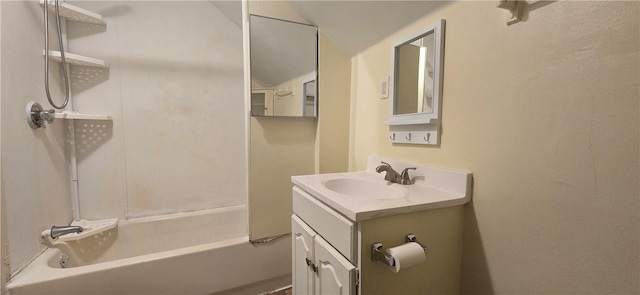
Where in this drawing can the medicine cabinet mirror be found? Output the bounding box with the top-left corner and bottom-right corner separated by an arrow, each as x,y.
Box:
390,19 -> 444,124
386,19 -> 445,145
250,15 -> 318,117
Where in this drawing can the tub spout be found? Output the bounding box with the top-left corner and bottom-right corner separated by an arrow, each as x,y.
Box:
50,225 -> 83,239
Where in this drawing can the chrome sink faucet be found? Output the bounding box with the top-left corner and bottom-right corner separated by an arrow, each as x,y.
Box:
375,161 -> 416,185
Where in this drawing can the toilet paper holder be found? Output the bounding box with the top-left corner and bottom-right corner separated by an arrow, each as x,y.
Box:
371,234 -> 428,266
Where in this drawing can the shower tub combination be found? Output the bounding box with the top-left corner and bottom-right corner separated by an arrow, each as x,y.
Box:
6,205 -> 291,294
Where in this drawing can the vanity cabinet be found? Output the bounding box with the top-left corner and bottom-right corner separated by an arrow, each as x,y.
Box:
292,215 -> 357,295
292,179 -> 466,295
292,186 -> 358,294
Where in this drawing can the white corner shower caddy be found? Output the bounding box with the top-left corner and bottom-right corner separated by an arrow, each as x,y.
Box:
34,1 -> 118,241
37,0 -> 111,122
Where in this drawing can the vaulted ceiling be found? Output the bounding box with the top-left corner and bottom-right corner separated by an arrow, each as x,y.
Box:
213,1 -> 450,57
287,1 -> 450,56
212,1 -> 451,87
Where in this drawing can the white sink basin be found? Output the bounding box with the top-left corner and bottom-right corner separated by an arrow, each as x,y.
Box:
291,157 -> 473,221
322,178 -> 408,199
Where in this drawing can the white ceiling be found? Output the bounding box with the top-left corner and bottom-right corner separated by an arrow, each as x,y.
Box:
212,1 -> 451,57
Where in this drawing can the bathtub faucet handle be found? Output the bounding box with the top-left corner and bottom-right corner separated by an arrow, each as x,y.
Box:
50,225 -> 84,239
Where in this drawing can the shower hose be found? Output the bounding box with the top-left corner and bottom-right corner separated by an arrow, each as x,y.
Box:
43,0 -> 70,110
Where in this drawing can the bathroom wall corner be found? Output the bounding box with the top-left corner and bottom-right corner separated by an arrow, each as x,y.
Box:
0,2 -> 6,290
316,32 -> 351,174
1,0 -> 73,275
247,0 -> 318,240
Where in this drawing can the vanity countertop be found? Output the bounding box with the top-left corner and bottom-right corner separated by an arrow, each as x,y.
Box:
291,157 -> 472,222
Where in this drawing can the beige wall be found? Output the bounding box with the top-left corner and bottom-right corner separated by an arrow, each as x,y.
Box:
349,1 -> 639,293
249,117 -> 317,239
317,32 -> 351,174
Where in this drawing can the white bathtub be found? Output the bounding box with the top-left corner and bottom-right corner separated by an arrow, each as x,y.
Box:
6,205 -> 292,294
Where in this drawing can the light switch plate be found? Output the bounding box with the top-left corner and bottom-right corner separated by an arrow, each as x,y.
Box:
380,76 -> 389,99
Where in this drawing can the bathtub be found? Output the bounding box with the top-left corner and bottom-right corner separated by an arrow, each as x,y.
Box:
6,205 -> 292,294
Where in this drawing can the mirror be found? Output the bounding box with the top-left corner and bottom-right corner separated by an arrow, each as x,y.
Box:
250,15 -> 318,117
302,79 -> 316,117
389,19 -> 444,125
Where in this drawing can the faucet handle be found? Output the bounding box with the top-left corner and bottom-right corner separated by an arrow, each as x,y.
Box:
400,167 -> 416,185
40,109 -> 55,123
375,161 -> 391,172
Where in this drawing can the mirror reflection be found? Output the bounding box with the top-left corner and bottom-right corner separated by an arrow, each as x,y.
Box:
394,30 -> 436,115
250,15 -> 318,117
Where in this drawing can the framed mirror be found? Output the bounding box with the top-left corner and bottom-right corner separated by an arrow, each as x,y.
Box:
250,15 -> 318,117
388,19 -> 445,126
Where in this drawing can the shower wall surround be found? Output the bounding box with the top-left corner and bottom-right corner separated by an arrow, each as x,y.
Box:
1,1 -> 73,274
66,1 -> 246,219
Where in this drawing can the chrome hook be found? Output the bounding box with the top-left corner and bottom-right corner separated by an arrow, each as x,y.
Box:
405,133 -> 412,141
423,133 -> 431,143
389,133 -> 396,140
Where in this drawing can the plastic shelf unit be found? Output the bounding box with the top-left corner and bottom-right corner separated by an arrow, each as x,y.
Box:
40,0 -> 106,25
54,111 -> 112,121
44,51 -> 109,68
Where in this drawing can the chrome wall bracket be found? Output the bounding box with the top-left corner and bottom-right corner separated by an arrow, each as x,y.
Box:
372,242 -> 395,266
405,234 -> 428,253
26,101 -> 55,129
371,233 -> 428,267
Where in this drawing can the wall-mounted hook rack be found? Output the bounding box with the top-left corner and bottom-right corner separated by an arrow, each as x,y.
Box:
388,129 -> 438,145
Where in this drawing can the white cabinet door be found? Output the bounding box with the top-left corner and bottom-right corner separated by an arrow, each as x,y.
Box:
292,215 -> 315,295
314,236 -> 357,295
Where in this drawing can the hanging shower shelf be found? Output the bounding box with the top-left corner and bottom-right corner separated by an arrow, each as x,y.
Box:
40,0 -> 106,25
37,3 -> 110,124
54,111 -> 112,121
43,50 -> 108,68
41,51 -> 111,121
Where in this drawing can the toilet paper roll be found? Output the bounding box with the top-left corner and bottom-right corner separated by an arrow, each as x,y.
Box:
386,242 -> 426,273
